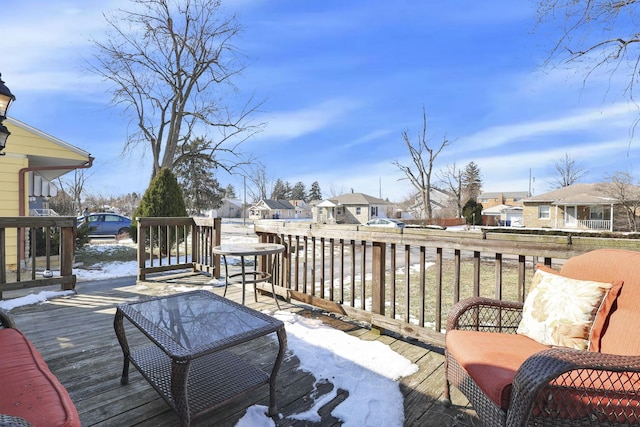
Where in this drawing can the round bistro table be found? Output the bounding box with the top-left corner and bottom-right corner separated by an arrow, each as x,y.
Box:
212,243 -> 285,308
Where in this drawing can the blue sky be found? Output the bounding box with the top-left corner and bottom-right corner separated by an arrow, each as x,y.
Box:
4,0 -> 640,202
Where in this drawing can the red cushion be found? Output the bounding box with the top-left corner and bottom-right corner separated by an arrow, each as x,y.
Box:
0,328 -> 80,427
446,330 -> 548,409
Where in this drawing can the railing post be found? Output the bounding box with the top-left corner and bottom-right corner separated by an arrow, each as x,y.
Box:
371,241 -> 386,318
60,225 -> 75,291
137,220 -> 147,281
213,217 -> 221,278
190,220 -> 198,273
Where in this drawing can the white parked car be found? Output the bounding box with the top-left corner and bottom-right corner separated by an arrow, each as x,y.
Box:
365,218 -> 406,228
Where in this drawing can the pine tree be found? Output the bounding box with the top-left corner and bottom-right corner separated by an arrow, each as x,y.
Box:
308,181 -> 323,201
462,162 -> 483,201
271,179 -> 290,200
174,137 -> 224,214
291,182 -> 306,200
132,168 -> 187,251
224,184 -> 237,198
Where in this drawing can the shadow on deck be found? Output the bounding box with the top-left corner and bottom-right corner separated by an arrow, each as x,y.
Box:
5,272 -> 481,426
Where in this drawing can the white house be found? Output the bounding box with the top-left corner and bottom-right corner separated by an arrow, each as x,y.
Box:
248,199 -> 297,220
314,192 -> 389,224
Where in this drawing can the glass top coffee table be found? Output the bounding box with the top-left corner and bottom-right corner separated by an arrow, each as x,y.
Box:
113,290 -> 287,427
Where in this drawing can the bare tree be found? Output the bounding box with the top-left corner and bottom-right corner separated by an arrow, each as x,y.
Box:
56,169 -> 93,213
537,1 -> 640,106
244,163 -> 272,203
90,0 -> 262,182
438,163 -> 463,217
392,107 -> 452,219
551,152 -> 586,189
602,171 -> 640,232
328,183 -> 347,198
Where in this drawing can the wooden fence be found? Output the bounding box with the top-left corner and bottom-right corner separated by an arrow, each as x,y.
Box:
0,216 -> 76,297
253,221 -> 640,346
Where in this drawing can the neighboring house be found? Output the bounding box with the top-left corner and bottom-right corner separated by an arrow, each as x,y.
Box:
478,191 -> 529,210
289,200 -> 312,219
408,187 -> 454,219
215,198 -> 245,218
314,192 -> 389,225
482,204 -> 524,227
2,117 -> 93,264
522,183 -> 638,231
248,199 -> 297,220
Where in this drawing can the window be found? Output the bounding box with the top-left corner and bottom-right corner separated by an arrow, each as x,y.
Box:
356,207 -> 361,215
371,206 -> 378,216
538,205 -> 550,219
590,206 -> 604,220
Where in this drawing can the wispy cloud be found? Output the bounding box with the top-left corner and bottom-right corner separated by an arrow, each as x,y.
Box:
342,129 -> 393,149
251,99 -> 361,141
462,103 -> 637,150
467,138 -> 636,193
4,1 -> 128,95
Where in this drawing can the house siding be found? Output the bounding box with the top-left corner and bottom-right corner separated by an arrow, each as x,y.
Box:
478,192 -> 529,210
523,202 -> 556,228
0,156 -> 25,216
0,120 -> 91,264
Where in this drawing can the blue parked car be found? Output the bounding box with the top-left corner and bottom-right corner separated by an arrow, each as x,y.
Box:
79,212 -> 131,237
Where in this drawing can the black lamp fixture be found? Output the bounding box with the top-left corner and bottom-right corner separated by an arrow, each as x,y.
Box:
0,73 -> 16,155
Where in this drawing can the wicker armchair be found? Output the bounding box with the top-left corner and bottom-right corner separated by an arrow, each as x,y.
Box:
0,415 -> 34,427
0,308 -> 16,329
444,249 -> 640,427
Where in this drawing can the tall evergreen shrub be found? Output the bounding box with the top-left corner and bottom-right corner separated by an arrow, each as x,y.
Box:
463,199 -> 483,225
131,168 -> 188,252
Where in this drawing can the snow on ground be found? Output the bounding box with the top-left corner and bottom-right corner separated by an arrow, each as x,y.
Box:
0,290 -> 75,311
267,311 -> 418,427
4,231 -> 420,426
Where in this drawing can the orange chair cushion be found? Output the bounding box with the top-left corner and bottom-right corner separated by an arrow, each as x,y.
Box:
0,328 -> 80,427
559,249 -> 640,355
446,329 -> 548,409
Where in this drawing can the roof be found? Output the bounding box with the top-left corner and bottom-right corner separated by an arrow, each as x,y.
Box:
221,198 -> 243,208
316,200 -> 338,208
523,183 -> 619,205
257,199 -> 296,210
479,191 -> 529,199
6,117 -> 91,159
481,204 -> 523,215
328,192 -> 388,205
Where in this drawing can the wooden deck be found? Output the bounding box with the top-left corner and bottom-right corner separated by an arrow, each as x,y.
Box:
5,273 -> 481,426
